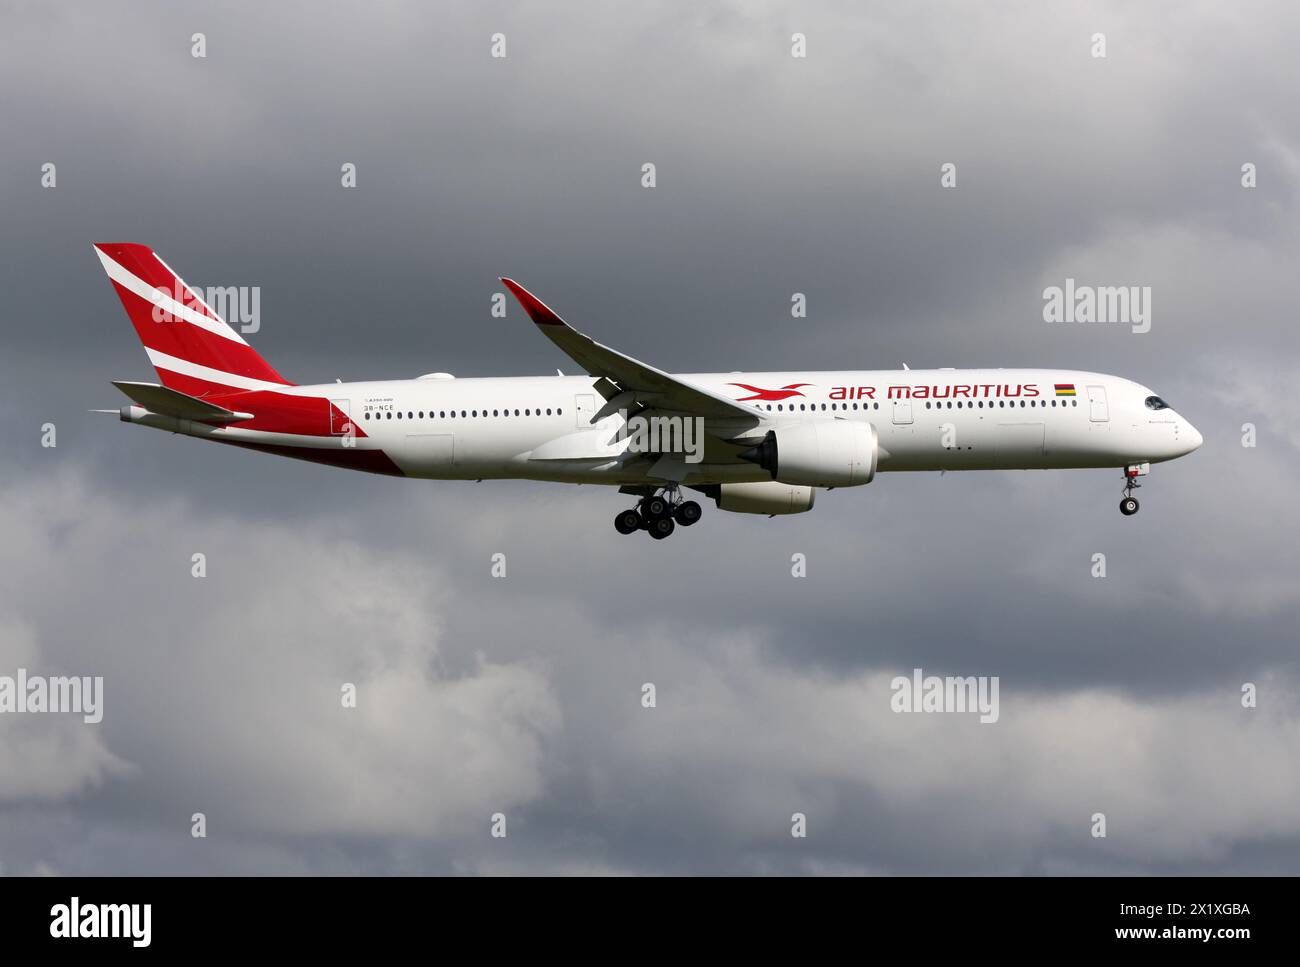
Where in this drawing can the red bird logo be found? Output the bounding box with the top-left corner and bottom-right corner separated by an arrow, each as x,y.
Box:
728,382 -> 812,402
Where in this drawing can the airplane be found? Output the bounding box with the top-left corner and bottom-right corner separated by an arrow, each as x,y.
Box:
92,243 -> 1202,539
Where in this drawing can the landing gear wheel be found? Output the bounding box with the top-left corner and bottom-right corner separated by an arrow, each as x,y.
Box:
614,509 -> 642,534
642,496 -> 670,519
673,500 -> 702,526
1120,496 -> 1140,516
648,516 -> 676,540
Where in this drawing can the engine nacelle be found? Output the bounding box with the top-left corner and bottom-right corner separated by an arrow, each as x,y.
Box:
740,420 -> 877,487
714,481 -> 816,515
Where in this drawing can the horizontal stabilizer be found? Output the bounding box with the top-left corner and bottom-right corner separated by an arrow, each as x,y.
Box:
111,381 -> 252,423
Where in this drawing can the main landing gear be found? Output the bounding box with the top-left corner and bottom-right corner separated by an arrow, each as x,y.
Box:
613,486 -> 702,539
1119,463 -> 1148,516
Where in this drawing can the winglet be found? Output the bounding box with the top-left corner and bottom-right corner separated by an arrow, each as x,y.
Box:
500,278 -> 566,327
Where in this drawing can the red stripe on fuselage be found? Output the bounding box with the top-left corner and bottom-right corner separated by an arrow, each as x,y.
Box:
202,391 -> 367,438
213,438 -> 403,476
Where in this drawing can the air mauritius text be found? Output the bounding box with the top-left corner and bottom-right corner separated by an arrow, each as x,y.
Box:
0,669 -> 103,723
891,668 -> 999,724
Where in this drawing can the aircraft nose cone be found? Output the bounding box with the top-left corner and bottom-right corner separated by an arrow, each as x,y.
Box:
1183,422 -> 1203,453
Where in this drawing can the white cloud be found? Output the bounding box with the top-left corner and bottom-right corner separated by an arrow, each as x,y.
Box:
0,471 -> 562,838
0,619 -> 133,804
609,634 -> 1300,870
2,465 -> 1298,872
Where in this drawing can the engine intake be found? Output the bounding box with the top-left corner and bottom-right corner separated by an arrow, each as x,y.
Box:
739,420 -> 877,487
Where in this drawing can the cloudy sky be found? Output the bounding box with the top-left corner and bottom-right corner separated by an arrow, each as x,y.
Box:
2,0 -> 1299,874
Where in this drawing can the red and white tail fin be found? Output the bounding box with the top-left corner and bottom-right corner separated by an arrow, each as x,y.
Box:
93,243 -> 293,395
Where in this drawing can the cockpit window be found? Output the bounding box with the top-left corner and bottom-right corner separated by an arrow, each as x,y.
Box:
1145,395 -> 1169,410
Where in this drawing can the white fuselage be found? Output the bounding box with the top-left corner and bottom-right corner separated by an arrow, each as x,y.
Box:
219,368 -> 1199,486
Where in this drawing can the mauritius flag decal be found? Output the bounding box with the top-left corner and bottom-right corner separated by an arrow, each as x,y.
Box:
1055,383 -> 1077,397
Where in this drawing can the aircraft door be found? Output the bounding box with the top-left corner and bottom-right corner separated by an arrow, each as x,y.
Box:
575,393 -> 594,428
891,399 -> 913,424
1087,385 -> 1109,422
329,398 -> 352,435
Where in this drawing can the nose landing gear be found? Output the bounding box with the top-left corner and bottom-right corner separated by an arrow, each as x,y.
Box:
1119,463 -> 1148,516
612,485 -> 702,538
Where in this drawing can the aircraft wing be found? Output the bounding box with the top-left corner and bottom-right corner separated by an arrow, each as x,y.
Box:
500,278 -> 763,425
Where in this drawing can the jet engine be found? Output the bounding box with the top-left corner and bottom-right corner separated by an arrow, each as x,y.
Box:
739,420 -> 877,487
714,481 -> 816,515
